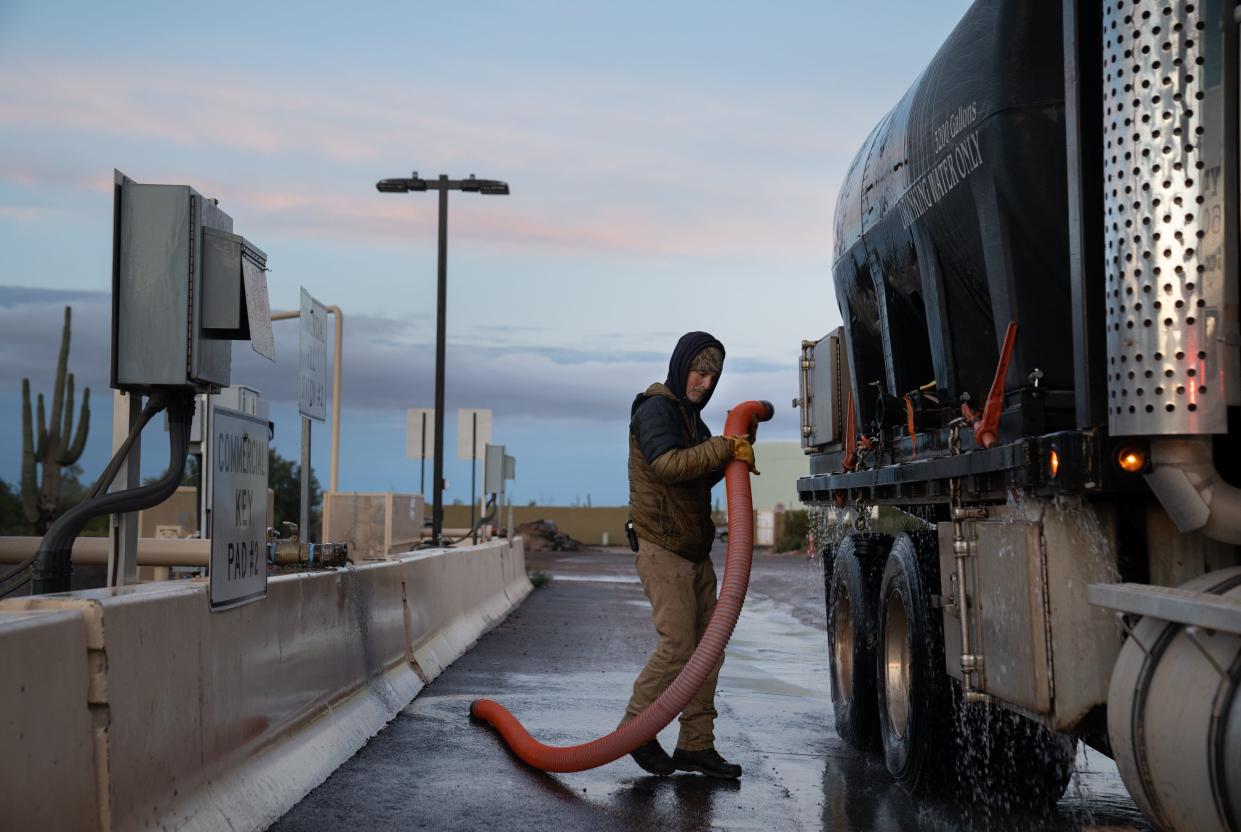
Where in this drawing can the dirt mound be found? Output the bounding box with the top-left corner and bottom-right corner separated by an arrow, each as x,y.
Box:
515,519 -> 582,552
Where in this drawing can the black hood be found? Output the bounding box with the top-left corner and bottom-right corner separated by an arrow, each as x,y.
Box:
663,331 -> 725,411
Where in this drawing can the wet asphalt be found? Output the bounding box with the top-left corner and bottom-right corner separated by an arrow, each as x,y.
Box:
272,544 -> 1150,832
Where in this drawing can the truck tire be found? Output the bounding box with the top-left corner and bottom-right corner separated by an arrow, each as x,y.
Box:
876,532 -> 953,793
827,534 -> 888,749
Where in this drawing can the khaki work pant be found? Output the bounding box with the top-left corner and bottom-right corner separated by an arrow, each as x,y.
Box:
621,537 -> 723,752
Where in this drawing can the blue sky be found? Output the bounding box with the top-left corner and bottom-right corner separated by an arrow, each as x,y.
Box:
0,0 -> 971,506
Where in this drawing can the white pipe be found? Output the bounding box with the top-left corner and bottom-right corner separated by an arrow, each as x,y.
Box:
271,305 -> 343,492
0,537 -> 209,567
1145,438 -> 1241,545
327,305 -> 342,494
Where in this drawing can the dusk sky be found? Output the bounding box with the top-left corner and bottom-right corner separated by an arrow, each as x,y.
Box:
0,1 -> 971,506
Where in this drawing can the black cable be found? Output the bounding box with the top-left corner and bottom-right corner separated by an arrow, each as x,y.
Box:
447,495 -> 499,545
87,394 -> 165,499
52,395 -> 192,549
32,393 -> 195,595
415,495 -> 499,550
0,393 -> 154,589
0,399 -> 162,593
0,571 -> 31,599
0,554 -> 36,587
0,401 -> 164,595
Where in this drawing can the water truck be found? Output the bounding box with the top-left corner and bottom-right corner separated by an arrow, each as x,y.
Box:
795,2 -> 1241,830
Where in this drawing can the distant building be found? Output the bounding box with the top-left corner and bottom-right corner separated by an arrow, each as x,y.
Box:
737,441 -> 809,548
715,441 -> 807,514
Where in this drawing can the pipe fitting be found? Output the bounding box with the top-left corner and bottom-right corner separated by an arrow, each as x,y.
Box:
1145,437 -> 1241,545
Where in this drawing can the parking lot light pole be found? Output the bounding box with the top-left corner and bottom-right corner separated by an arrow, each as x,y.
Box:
376,173 -> 509,546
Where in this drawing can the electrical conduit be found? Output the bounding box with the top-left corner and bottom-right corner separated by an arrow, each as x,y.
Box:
469,399 -> 774,772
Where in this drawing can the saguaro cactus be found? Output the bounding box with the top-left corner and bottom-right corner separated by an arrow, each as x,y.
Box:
21,306 -> 91,534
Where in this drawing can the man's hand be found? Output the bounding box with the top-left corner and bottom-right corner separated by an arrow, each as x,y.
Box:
726,435 -> 760,475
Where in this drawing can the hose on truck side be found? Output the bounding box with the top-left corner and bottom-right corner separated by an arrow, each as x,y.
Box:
469,399 -> 774,773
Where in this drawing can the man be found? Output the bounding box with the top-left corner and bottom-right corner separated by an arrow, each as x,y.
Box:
620,331 -> 756,780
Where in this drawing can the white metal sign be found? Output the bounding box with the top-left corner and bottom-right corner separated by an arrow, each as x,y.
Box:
457,408 -> 492,460
406,408 -> 438,459
298,288 -> 327,422
209,407 -> 269,611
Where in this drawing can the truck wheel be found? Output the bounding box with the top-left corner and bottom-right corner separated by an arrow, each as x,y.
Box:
877,532 -> 953,793
827,534 -> 888,749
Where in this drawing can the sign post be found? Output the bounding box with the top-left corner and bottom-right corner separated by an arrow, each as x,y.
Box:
406,407 -> 438,496
209,407 -> 269,611
299,288 -> 328,542
457,408 -> 492,543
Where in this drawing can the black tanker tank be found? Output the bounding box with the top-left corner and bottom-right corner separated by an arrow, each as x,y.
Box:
834,0 -> 1074,431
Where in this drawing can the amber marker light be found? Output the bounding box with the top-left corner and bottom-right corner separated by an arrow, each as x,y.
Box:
1048,448 -> 1060,478
1117,447 -> 1146,474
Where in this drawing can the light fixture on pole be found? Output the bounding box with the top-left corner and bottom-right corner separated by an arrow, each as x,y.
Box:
376,172 -> 510,546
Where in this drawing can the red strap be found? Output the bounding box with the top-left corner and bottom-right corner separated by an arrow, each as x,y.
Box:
975,322 -> 1018,449
842,390 -> 858,471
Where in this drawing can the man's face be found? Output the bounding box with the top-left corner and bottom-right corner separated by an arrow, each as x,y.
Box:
686,370 -> 716,404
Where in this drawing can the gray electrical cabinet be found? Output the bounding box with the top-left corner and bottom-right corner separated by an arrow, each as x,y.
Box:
798,328 -> 853,451
484,444 -> 517,493
111,170 -> 272,393
484,444 -> 505,494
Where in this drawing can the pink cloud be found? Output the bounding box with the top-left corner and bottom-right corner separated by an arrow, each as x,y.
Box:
199,180 -> 833,259
0,58 -> 845,260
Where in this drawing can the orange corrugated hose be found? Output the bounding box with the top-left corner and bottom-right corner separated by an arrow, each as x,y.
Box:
469,399 -> 775,772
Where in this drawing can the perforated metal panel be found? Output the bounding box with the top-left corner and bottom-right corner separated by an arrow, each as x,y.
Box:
1103,0 -> 1229,435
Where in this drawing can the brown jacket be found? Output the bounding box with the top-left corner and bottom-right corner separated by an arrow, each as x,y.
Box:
628,383 -> 731,562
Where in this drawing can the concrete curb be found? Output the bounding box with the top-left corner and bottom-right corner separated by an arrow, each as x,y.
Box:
0,536 -> 532,832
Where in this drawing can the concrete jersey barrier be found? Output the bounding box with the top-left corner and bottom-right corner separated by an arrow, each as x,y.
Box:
0,536 -> 531,832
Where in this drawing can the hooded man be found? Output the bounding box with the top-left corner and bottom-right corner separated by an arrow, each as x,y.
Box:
620,331 -> 757,780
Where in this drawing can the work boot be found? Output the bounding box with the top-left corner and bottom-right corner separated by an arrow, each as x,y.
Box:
630,739 -> 675,776
672,747 -> 743,779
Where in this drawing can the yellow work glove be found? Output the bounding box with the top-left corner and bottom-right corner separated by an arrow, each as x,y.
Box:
726,435 -> 760,475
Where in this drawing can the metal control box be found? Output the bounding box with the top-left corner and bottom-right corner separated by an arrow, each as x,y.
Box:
111,170 -> 271,393
798,328 -> 853,451
484,444 -> 506,494
484,444 -> 517,493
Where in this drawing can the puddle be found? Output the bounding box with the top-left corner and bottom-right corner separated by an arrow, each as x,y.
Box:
548,573 -> 641,584
288,548 -> 1149,832
721,594 -> 830,700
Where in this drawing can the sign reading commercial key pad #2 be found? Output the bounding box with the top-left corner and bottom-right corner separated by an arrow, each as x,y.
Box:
210,407 -> 269,611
